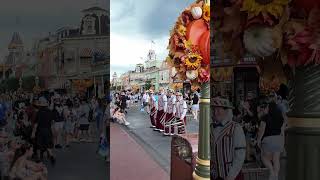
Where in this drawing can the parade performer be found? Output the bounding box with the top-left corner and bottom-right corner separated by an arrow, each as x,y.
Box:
155,88 -> 167,132
174,92 -> 187,134
148,90 -> 157,128
211,97 -> 246,180
163,89 -> 176,136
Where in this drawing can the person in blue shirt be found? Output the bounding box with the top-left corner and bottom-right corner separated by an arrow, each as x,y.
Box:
0,98 -> 7,128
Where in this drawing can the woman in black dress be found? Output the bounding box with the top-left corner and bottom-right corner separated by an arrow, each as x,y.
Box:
31,97 -> 56,165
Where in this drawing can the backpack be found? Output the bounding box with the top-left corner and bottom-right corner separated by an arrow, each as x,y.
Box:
98,135 -> 108,158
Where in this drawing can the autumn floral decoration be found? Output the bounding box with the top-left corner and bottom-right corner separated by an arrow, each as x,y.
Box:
166,0 -> 210,85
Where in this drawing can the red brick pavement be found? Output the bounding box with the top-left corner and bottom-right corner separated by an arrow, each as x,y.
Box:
110,124 -> 169,180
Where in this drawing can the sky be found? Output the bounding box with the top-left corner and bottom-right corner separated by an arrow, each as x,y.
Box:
110,0 -> 194,77
0,0 -> 108,62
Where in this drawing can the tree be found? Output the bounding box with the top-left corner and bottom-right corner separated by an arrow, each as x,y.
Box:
22,76 -> 36,92
5,78 -> 19,91
145,81 -> 152,90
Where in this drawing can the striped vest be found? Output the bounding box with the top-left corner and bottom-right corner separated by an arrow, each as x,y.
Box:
211,121 -> 236,179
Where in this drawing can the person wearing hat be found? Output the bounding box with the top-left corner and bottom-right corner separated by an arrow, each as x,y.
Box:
155,87 -> 168,132
211,97 -> 246,180
163,89 -> 176,136
31,97 -> 56,165
171,92 -> 187,134
148,90 -> 157,128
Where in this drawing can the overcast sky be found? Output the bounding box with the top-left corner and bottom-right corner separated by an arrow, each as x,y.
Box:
110,0 -> 194,77
0,0 -> 108,61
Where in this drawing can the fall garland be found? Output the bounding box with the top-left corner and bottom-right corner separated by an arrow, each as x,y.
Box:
166,0 -> 210,86
215,0 -> 320,91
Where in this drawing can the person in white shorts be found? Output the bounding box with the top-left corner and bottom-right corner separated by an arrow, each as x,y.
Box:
52,99 -> 64,149
77,99 -> 90,142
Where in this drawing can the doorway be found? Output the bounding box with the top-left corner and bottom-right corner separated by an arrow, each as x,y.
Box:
233,67 -> 259,106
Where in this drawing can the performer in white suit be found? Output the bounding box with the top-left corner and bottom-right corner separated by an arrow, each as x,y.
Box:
174,92 -> 187,134
163,89 -> 176,136
148,90 -> 157,128
155,87 -> 167,132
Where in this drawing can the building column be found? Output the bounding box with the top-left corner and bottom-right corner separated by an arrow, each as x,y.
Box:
2,66 -> 5,80
94,76 -> 96,97
98,15 -> 101,34
101,75 -> 104,96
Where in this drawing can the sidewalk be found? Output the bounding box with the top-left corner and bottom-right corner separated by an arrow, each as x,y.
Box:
110,123 -> 169,180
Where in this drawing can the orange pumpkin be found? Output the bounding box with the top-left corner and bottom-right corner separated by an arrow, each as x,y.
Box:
186,19 -> 208,46
199,30 -> 210,65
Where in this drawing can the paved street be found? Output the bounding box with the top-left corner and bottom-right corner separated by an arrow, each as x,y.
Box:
116,105 -> 199,173
110,123 -> 168,180
46,142 -> 109,180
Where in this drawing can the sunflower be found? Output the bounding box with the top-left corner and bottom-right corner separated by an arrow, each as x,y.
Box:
184,40 -> 193,50
184,53 -> 202,69
241,0 -> 289,19
202,4 -> 210,22
176,24 -> 187,36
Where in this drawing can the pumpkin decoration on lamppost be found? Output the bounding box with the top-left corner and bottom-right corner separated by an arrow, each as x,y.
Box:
166,0 -> 210,179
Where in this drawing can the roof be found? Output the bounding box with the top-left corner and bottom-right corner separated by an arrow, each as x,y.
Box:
8,32 -> 23,49
82,6 -> 107,12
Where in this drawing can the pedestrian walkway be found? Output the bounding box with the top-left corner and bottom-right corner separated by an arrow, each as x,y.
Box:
47,142 -> 108,180
110,123 -> 169,180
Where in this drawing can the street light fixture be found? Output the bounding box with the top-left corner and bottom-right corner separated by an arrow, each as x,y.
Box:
193,0 -> 210,179
19,77 -> 22,89
35,76 -> 39,87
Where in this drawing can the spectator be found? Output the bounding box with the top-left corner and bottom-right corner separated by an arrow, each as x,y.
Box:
257,93 -> 285,180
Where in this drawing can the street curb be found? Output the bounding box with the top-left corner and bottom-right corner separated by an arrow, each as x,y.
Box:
117,123 -> 171,174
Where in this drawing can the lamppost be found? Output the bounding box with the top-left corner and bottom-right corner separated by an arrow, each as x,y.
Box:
19,78 -> 22,89
35,76 -> 39,87
193,0 -> 210,179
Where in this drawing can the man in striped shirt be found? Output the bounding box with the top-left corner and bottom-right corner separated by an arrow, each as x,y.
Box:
211,97 -> 246,180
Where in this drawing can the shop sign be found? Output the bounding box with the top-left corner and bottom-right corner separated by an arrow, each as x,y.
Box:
239,53 -> 256,64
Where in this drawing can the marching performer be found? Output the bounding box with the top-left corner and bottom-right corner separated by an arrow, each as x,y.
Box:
148,90 -> 157,128
163,89 -> 176,136
155,88 -> 167,131
174,92 -> 187,134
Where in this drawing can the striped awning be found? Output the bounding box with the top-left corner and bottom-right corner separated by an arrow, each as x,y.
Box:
93,48 -> 108,62
80,48 -> 94,57
93,48 -> 107,56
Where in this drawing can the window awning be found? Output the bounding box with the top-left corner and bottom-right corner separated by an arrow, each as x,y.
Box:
93,48 -> 108,62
